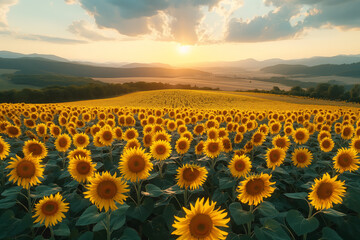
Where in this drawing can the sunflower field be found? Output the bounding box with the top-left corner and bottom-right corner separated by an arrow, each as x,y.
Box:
1,102 -> 360,240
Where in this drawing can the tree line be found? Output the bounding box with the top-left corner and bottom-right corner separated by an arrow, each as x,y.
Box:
248,83 -> 360,103
0,82 -> 219,103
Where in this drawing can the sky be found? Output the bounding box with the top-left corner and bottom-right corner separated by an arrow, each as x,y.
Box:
0,0 -> 360,65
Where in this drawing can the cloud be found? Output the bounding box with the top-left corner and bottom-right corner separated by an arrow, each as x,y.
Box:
64,0 -> 77,4
226,4 -> 303,42
68,20 -> 113,41
0,30 -> 87,44
0,0 -> 18,28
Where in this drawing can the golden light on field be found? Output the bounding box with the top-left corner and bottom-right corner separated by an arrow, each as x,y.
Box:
177,45 -> 191,55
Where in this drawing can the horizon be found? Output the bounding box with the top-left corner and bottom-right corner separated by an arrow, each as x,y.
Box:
0,0 -> 360,65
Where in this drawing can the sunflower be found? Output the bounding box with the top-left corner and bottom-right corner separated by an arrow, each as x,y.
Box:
172,198 -> 230,240
244,141 -> 254,153
176,164 -> 208,190
291,148 -> 313,168
119,147 -> 153,182
153,131 -> 172,142
150,140 -> 172,161
166,120 -> 177,132
228,155 -> 252,178
317,130 -> 331,142
114,127 -> 123,140
308,173 -> 346,210
124,139 -> 141,150
93,134 -> 106,147
203,139 -> 223,158
6,125 -> 21,138
269,122 -> 281,135
68,147 -> 91,161
221,137 -> 232,153
251,131 -> 266,146
258,124 -> 269,135
0,136 -> 10,160
341,125 -> 354,140
284,126 -> 294,136
195,141 -> 204,155
36,123 -> 47,137
193,124 -> 205,135
73,133 -> 90,148
350,137 -> 360,153
333,148 -> 359,173
319,137 -> 334,152
7,155 -> 44,189
237,173 -> 276,206
84,171 -> 129,212
50,125 -> 61,137
123,128 -> 139,141
97,127 -> 115,146
23,139 -> 48,160
272,135 -> 290,150
293,128 -> 310,144
181,131 -> 194,142
265,147 -> 286,170
33,192 -> 69,227
68,156 -> 96,183
54,134 -> 72,152
234,132 -> 243,144
24,119 -> 36,129
207,127 -> 219,140
176,137 -> 191,155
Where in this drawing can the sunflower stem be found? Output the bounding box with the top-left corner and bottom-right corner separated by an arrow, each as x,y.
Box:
135,180 -> 143,206
247,205 -> 254,236
303,204 -> 313,240
158,160 -> 164,178
49,226 -> 54,239
184,188 -> 189,208
109,146 -> 113,165
106,210 -> 112,240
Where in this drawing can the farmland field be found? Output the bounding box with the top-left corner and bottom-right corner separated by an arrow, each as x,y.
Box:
0,90 -> 360,240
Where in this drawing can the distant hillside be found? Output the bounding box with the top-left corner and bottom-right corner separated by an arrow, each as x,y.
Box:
121,63 -> 173,68
0,57 -> 210,78
0,51 -> 68,62
261,62 -> 360,77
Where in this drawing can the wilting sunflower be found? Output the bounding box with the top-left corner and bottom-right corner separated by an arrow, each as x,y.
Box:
251,131 -> 266,146
55,134 -> 72,152
68,147 -> 91,161
68,156 -> 96,183
350,137 -> 360,153
23,139 -> 48,160
176,164 -> 208,190
319,137 -> 334,152
123,128 -> 139,141
333,148 -> 359,173
203,139 -> 223,158
97,127 -> 115,146
150,140 -> 172,161
33,192 -> 69,227
308,173 -> 346,210
237,173 -> 276,206
176,137 -> 191,155
293,128 -> 310,144
195,141 -> 204,155
291,148 -> 313,168
6,125 -> 21,138
266,147 -> 286,170
84,171 -> 129,212
172,198 -> 230,240
228,155 -> 252,178
272,135 -> 290,150
119,147 -> 153,182
0,136 -> 10,160
7,155 -> 44,189
73,133 -> 90,148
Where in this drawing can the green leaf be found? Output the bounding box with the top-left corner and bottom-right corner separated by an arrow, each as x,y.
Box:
229,202 -> 254,225
321,227 -> 342,240
219,177 -> 237,190
120,227 -> 141,240
127,198 -> 154,222
257,201 -> 279,218
1,186 -> 22,197
110,203 -> 129,231
54,222 -> 70,237
284,192 -> 308,200
343,186 -> 360,213
76,205 -> 105,226
32,184 -> 62,198
0,198 -> 17,209
212,188 -> 228,205
78,231 -> 94,240
286,210 -> 319,236
143,184 -> 163,197
254,219 -> 290,240
321,209 -> 346,217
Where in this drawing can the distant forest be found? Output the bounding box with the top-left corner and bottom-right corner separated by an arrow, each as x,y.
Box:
248,83 -> 360,103
0,82 -> 219,103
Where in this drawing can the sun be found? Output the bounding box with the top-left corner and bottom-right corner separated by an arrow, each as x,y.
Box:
177,45 -> 191,55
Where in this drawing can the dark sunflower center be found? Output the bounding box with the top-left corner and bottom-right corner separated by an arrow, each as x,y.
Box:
156,145 -> 166,155
178,141 -> 188,150
338,153 -> 352,167
272,125 -> 279,132
236,135 -> 242,141
223,139 -> 231,149
97,180 -> 117,199
74,151 -> 87,158
144,135 -> 152,144
343,128 -> 351,136
156,135 -> 167,141
128,155 -> 145,173
115,130 -> 122,138
102,131 -> 113,141
321,140 -> 330,149
0,144 -> 3,153
245,178 -> 265,196
316,182 -> 333,199
28,143 -> 43,156
126,131 -> 135,139
269,150 -> 281,163
16,160 -> 35,178
253,133 -> 262,143
53,127 -> 60,135
76,161 -> 91,175
276,139 -> 286,148
296,152 -> 307,163
295,131 -> 305,140
8,126 -> 19,135
182,168 -> 200,182
169,123 -> 175,129
59,138 -> 68,148
26,120 -> 34,127
189,214 -> 213,238
207,142 -> 219,153
196,144 -> 204,152
234,160 -> 245,172
38,127 -> 45,135
41,201 -> 59,216
354,140 -> 360,150
196,126 -> 204,133
77,136 -> 86,144
285,128 -> 292,134
126,117 -> 133,124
